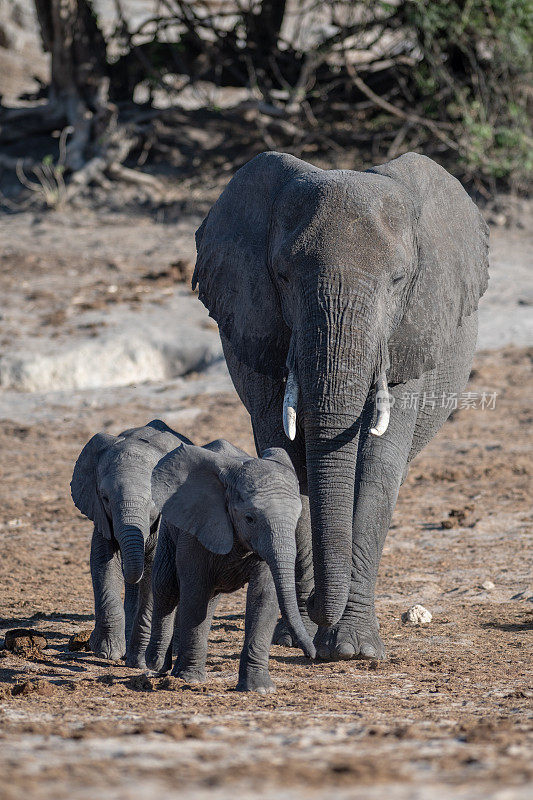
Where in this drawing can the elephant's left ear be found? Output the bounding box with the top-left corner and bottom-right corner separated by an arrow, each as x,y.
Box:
371,153 -> 489,384
71,432 -> 117,537
193,151 -> 317,379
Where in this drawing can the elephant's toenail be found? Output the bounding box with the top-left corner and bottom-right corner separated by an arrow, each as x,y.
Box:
360,644 -> 377,659
335,643 -> 355,660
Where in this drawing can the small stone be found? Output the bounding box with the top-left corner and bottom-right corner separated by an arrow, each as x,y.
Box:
402,605 -> 433,626
68,629 -> 93,651
481,580 -> 495,591
4,629 -> 47,657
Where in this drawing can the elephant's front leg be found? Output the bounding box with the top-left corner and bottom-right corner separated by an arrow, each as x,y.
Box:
125,531 -> 157,668
315,386 -> 419,660
272,494 -> 317,647
173,592 -> 219,683
89,526 -> 126,661
237,560 -> 279,693
173,541 -> 219,683
124,582 -> 138,648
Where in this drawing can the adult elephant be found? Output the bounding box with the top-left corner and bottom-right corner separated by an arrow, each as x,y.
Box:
192,152 -> 488,660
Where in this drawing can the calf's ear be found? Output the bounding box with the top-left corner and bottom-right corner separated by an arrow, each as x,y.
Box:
71,433 -> 116,539
152,444 -> 234,555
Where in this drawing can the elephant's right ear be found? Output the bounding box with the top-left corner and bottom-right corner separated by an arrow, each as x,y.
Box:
193,151 -> 312,379
152,444 -> 234,555
71,433 -> 116,538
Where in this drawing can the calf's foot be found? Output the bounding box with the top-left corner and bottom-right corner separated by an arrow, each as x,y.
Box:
172,663 -> 205,684
125,648 -> 147,670
90,628 -> 126,662
236,668 -> 275,694
145,643 -> 173,674
272,615 -> 318,648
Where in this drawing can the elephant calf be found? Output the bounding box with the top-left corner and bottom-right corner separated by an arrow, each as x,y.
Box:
71,419 -> 189,667
145,439 -> 316,692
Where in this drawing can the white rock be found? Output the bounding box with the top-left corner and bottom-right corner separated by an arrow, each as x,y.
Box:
0,288 -> 223,392
481,580 -> 495,590
402,604 -> 432,626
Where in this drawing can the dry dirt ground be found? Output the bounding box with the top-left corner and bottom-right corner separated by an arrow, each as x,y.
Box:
0,215 -> 531,800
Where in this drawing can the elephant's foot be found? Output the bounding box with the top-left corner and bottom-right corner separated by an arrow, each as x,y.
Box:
314,617 -> 385,661
90,628 -> 126,662
145,644 -> 173,674
125,649 -> 147,670
172,663 -> 206,684
272,615 -> 318,648
236,668 -> 275,694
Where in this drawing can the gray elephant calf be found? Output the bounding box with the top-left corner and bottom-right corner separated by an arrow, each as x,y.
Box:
145,440 -> 316,692
71,419 -> 189,667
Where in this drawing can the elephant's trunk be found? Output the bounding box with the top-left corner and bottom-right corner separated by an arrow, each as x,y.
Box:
113,504 -> 148,584
258,529 -> 316,659
303,413 -> 364,626
297,273 -> 381,627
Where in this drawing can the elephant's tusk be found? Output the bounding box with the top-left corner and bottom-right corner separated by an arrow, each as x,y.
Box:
283,371 -> 299,441
370,372 -> 390,437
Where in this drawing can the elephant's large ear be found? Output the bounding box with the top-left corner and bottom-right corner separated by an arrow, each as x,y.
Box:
151,444 -> 234,555
71,433 -> 116,539
370,153 -> 489,383
193,151 -> 314,379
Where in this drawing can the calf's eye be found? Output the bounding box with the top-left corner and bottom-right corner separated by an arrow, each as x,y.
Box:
244,513 -> 256,525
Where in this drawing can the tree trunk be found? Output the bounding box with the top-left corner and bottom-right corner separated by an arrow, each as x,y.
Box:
33,0 -> 110,168
246,0 -> 287,57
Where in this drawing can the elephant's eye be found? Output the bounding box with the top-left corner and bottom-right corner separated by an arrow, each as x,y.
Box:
277,271 -> 290,284
392,273 -> 405,285
244,513 -> 256,525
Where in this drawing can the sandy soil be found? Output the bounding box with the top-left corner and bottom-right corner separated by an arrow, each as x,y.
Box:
0,208 -> 531,800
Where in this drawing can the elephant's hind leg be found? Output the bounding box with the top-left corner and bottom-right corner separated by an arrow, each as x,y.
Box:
315,381 -> 420,660
145,523 -> 179,673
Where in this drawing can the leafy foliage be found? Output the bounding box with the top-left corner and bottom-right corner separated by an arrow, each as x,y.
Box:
396,0 -> 533,187
106,0 -> 531,192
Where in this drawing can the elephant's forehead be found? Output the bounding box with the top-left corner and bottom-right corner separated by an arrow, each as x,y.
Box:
98,444 -> 157,475
271,171 -> 415,273
235,461 -> 299,497
273,170 -> 411,240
